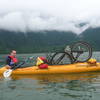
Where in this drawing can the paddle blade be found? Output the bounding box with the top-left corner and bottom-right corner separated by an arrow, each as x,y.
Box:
3,69 -> 13,78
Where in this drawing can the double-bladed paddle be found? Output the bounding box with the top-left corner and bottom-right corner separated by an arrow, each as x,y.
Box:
3,56 -> 34,78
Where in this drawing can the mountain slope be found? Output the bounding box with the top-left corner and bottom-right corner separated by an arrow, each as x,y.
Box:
79,28 -> 100,50
0,28 -> 100,53
0,30 -> 77,53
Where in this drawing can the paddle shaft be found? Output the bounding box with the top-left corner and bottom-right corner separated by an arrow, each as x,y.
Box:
12,57 -> 33,70
3,56 -> 34,78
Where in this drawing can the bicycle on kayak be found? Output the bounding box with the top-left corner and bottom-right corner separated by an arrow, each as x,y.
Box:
47,41 -> 92,65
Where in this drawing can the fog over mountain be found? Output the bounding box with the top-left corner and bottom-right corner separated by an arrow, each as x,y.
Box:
0,0 -> 100,34
0,28 -> 100,53
0,0 -> 100,53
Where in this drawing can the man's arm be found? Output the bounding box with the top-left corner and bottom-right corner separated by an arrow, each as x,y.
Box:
6,56 -> 11,66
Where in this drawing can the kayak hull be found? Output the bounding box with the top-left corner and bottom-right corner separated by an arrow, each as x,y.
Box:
1,62 -> 100,75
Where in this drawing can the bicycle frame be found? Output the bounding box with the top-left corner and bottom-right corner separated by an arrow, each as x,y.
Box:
47,41 -> 92,65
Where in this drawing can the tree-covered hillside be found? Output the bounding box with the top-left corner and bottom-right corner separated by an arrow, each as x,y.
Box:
0,30 -> 77,53
0,28 -> 100,53
79,28 -> 100,51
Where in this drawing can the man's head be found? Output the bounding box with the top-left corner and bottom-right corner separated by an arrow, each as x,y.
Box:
10,50 -> 17,57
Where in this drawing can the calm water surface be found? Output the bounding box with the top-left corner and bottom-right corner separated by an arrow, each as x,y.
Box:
0,52 -> 100,100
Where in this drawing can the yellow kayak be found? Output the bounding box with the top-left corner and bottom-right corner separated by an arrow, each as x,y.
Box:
0,62 -> 100,75
9,72 -> 100,82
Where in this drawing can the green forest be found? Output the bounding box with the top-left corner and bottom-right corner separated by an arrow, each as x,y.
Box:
0,28 -> 100,54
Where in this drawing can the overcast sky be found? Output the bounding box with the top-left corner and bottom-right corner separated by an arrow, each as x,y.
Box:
0,0 -> 100,34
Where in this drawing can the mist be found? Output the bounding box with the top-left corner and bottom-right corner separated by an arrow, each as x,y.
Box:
0,0 -> 100,34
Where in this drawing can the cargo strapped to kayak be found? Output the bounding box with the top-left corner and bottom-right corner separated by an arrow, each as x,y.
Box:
46,41 -> 92,65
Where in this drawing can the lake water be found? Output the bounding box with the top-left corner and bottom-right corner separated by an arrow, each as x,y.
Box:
0,52 -> 100,100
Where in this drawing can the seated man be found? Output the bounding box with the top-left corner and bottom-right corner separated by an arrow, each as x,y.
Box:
36,57 -> 48,69
6,50 -> 18,69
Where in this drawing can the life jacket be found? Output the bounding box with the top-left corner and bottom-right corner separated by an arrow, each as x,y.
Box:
9,56 -> 18,63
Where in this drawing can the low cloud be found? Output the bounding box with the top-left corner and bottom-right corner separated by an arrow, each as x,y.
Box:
0,0 -> 100,34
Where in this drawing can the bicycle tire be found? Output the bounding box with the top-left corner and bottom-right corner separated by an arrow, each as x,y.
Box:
71,41 -> 92,62
50,52 -> 73,65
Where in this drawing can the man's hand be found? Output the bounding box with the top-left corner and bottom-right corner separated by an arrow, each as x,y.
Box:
6,65 -> 11,69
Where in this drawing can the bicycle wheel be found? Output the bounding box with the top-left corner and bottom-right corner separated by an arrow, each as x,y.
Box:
71,41 -> 92,62
46,52 -> 55,64
50,52 -> 73,65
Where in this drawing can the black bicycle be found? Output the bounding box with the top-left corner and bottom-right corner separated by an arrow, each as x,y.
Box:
47,41 -> 92,65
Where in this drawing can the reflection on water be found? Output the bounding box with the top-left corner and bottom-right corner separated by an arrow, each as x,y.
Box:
0,52 -> 100,100
0,73 -> 100,100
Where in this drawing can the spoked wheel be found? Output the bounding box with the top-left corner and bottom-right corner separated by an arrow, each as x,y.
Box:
71,41 -> 92,62
50,52 -> 73,65
46,53 -> 55,65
